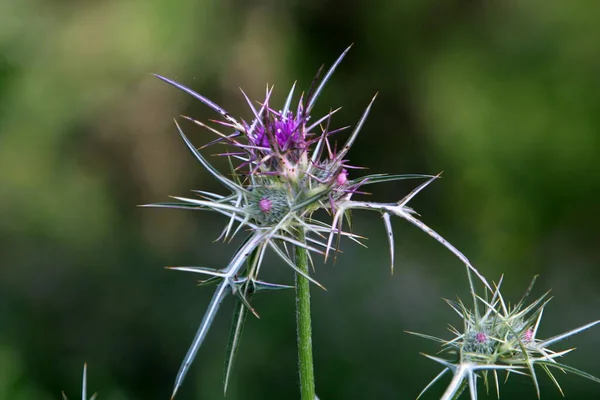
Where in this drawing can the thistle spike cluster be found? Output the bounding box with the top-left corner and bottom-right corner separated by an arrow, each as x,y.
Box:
408,270 -> 600,399
147,46 -> 483,398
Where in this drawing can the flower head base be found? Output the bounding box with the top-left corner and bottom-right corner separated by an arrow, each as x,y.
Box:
249,187 -> 289,225
146,46 -> 488,398
408,271 -> 600,400
464,331 -> 493,355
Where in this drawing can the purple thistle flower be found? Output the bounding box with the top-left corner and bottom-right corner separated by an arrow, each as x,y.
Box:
249,110 -> 304,151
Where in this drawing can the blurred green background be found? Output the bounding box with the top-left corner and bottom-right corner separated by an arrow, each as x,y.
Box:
1,0 -> 599,399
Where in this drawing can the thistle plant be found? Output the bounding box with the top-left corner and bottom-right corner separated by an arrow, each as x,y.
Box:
408,268 -> 600,400
146,46 -> 484,399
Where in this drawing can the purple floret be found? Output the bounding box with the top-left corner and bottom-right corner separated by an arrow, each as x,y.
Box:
250,111 -> 304,151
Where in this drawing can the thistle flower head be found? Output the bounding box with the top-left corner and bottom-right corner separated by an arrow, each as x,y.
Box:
408,271 -> 600,400
146,46 -> 488,398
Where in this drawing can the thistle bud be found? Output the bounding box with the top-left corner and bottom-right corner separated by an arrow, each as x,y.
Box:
336,169 -> 348,186
259,197 -> 272,213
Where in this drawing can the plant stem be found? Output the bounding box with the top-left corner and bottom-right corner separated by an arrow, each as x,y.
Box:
295,228 -> 315,400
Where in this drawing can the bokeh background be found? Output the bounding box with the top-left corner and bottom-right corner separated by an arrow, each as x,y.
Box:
1,0 -> 600,399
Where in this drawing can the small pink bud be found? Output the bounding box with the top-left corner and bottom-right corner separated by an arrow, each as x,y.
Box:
336,169 -> 348,186
524,329 -> 533,341
259,197 -> 272,213
475,332 -> 487,343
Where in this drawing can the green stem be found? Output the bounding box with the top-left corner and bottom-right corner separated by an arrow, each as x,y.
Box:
295,228 -> 316,400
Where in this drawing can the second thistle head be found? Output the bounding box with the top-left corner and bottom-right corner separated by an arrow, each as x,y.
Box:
408,273 -> 600,400
154,45 -> 371,234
